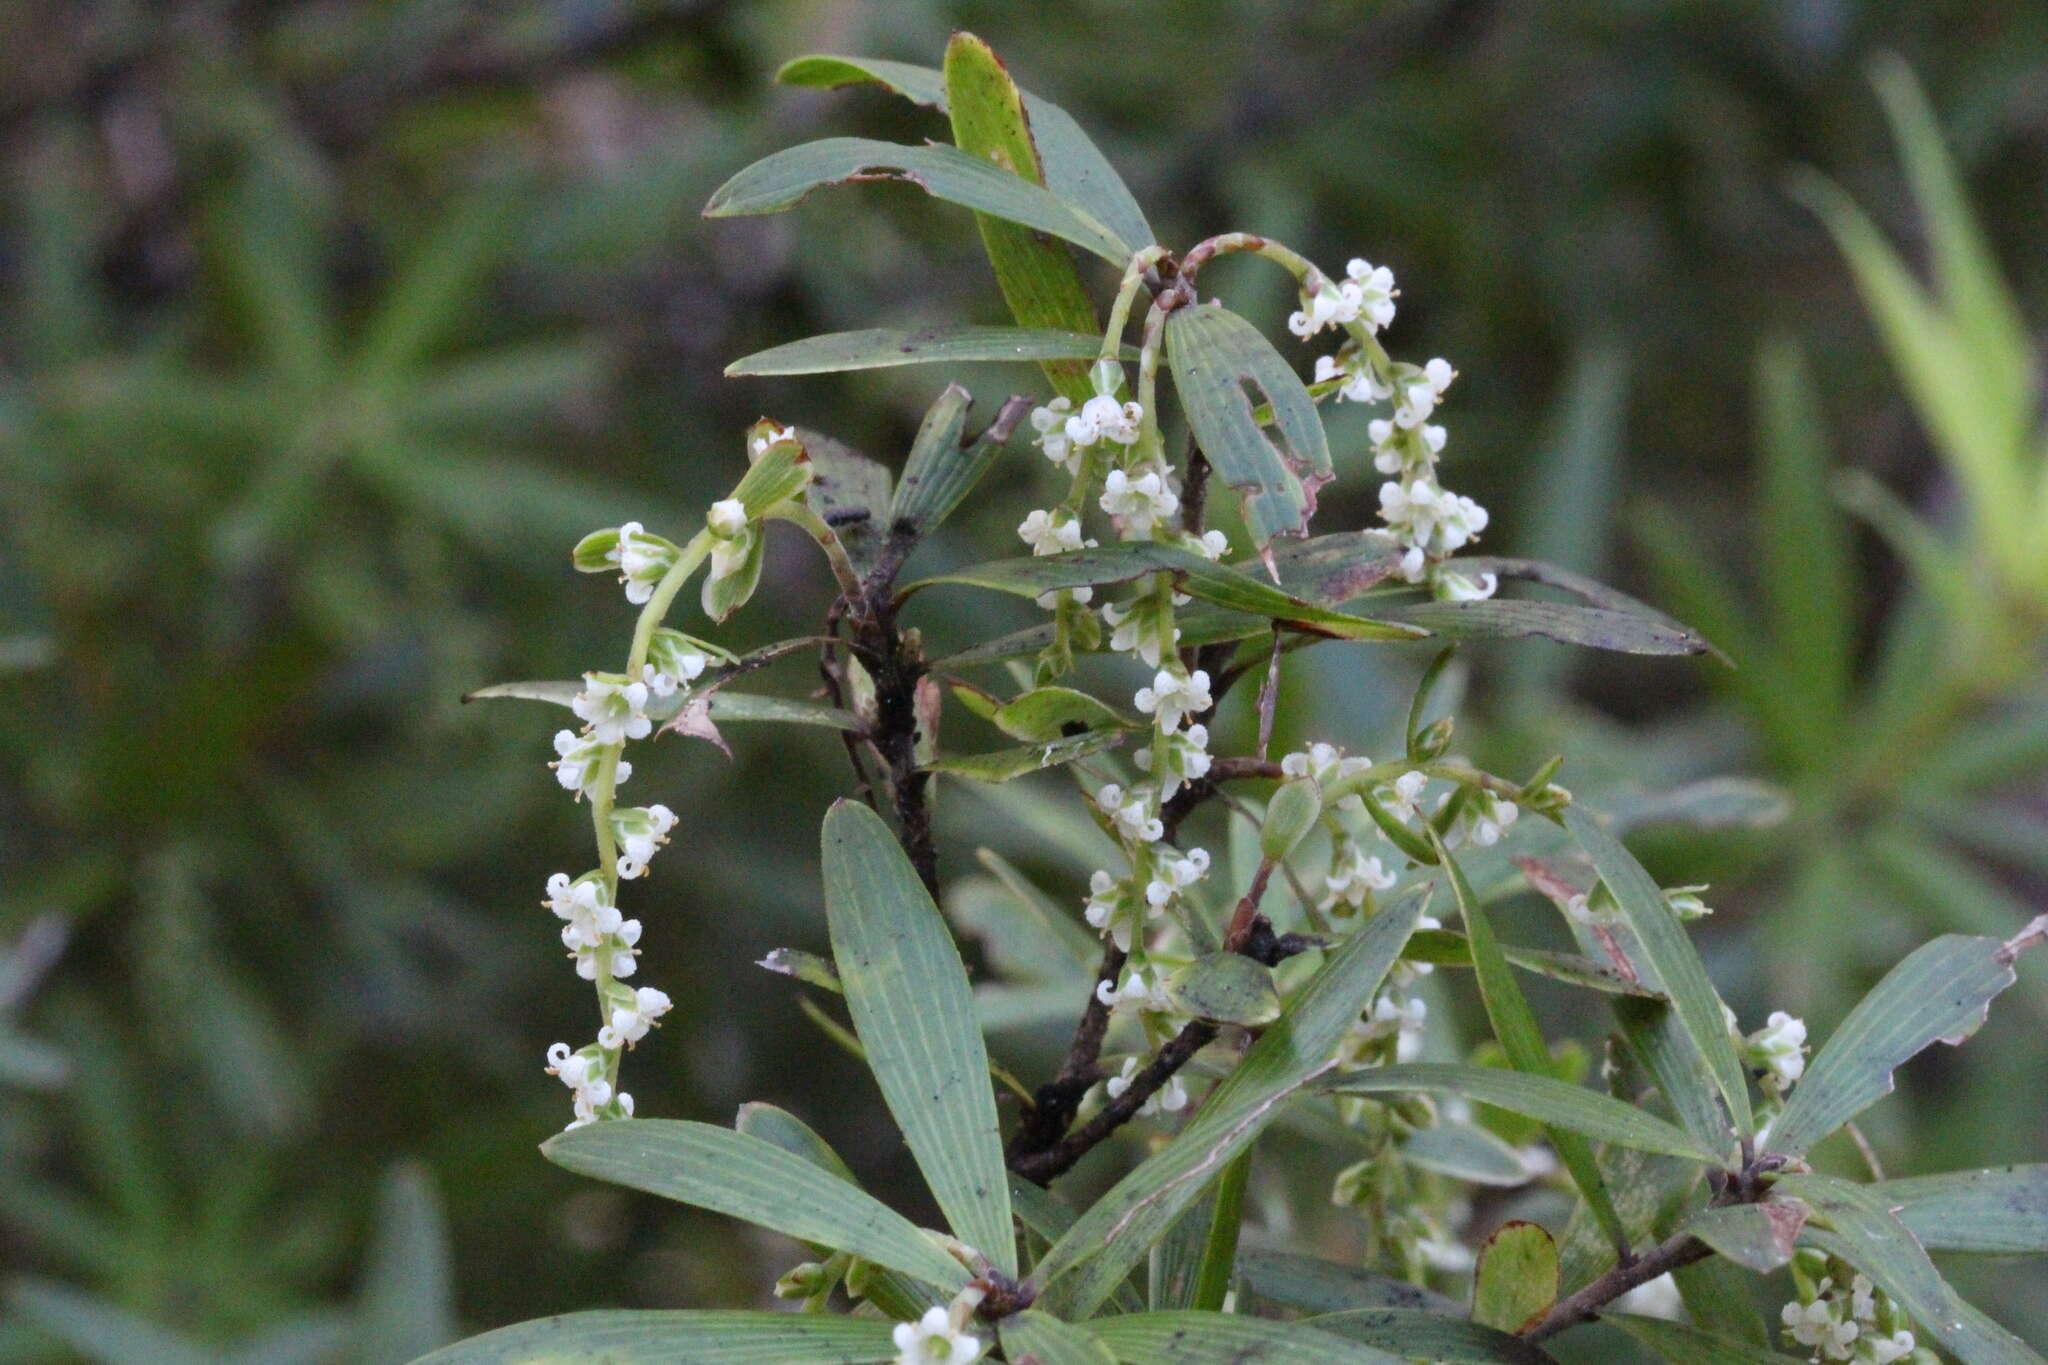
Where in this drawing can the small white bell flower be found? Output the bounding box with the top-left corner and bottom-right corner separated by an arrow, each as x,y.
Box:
599,986 -> 674,1050
1133,668 -> 1212,733
552,730 -> 627,799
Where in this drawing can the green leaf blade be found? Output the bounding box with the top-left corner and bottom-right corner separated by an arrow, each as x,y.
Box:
1473,1221 -> 1559,1334
1562,805 -> 1750,1140
1768,931 -> 2022,1157
822,800 -> 1016,1274
704,137 -> 1128,264
1090,1312 -> 1407,1365
1031,892 -> 1427,1315
1166,305 -> 1331,551
1311,1309 -> 1560,1365
413,1310 -> 899,1364
1874,1164 -> 2048,1255
727,325 -> 1128,376
542,1119 -> 969,1290
1605,1312 -> 1811,1365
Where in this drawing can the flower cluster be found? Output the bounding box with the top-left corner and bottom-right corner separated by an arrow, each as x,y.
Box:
1741,1008 -> 1809,1098
1289,258 -> 1494,600
1782,1256 -> 1920,1365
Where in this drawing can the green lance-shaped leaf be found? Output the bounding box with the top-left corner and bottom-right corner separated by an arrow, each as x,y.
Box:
924,730 -> 1124,783
1031,892 -> 1427,1316
1604,1313 -> 1811,1365
776,53 -> 1153,254
1235,1250 -> 1460,1315
1402,1121 -> 1538,1187
1089,1312 -> 1407,1365
543,1120 -> 970,1290
822,800 -> 1016,1274
1453,556 -> 1720,653
1473,1221 -> 1559,1334
1681,1199 -> 1809,1272
1376,598 -> 1716,658
463,680 -> 861,734
1311,1309 -> 1561,1365
1873,1165 -> 2048,1255
412,1310 -> 899,1364
1767,925 -> 2036,1158
1562,804 -> 1751,1140
1327,1065 -> 1723,1164
906,542 -> 1424,641
704,136 -> 1128,265
728,325 -> 1130,377
945,33 -> 1107,403
998,1310 -> 1117,1365
1777,1171 -> 2047,1365
1403,929 -> 1663,998
1433,840 -> 1634,1248
1166,304 -> 1333,552
888,384 -> 1022,543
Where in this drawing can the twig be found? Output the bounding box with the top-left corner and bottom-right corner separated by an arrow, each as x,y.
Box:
1519,1230 -> 1714,1341
1008,1019 -> 1220,1185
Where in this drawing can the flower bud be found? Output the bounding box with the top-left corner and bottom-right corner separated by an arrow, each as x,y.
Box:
1410,715 -> 1455,761
1259,778 -> 1323,861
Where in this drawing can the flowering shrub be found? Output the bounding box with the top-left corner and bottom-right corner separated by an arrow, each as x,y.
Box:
440,36 -> 2046,1365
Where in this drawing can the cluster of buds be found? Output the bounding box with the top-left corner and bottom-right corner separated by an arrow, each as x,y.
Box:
1782,1253 -> 1923,1365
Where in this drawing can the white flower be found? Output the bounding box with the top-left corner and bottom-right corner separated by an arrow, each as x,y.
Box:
1393,357 -> 1456,428
608,522 -> 679,604
1869,1331 -> 1916,1365
1432,567 -> 1498,602
1102,598 -> 1180,667
1377,770 -> 1430,824
1343,258 -> 1398,331
1030,398 -> 1078,473
611,803 -> 678,879
1133,668 -> 1212,733
1106,1055 -> 1188,1116
1744,1010 -> 1808,1093
572,672 -> 654,746
1095,966 -> 1172,1015
750,423 -> 794,457
1099,468 -> 1179,537
1096,783 -> 1164,844
572,916 -> 642,981
1188,528 -> 1231,561
547,1042 -> 616,1129
1320,350 -> 1394,404
552,730 -> 627,799
645,632 -> 711,697
547,872 -> 623,948
707,498 -> 748,540
1281,741 -> 1373,787
1566,887 -> 1622,928
1287,284 -> 1349,339
1083,870 -> 1144,950
1440,790 -> 1519,850
1063,393 -> 1144,449
1145,846 -> 1211,908
599,986 -> 673,1050
1664,885 -> 1713,920
891,1305 -> 986,1365
1321,837 -> 1396,914
1137,724 -> 1212,797
1017,508 -> 1086,556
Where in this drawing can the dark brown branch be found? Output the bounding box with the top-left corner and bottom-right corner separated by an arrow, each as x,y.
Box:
1008,1019 -> 1219,1185
1519,1230 -> 1713,1341
1005,942 -> 1126,1176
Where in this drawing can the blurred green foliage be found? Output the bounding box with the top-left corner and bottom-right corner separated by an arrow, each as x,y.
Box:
1,1 -> 2043,1360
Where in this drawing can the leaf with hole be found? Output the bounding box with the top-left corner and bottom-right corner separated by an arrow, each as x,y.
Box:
1166,304 -> 1332,551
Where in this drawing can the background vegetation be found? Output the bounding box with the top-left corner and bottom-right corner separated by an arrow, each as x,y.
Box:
1,1 -> 2042,1360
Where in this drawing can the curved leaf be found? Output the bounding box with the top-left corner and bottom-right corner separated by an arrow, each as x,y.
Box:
1165,953 -> 1281,1026
999,1310 -> 1116,1365
1604,1313 -> 1810,1365
1166,304 -> 1331,551
907,542 -> 1424,641
775,54 -> 1153,252
1327,1065 -> 1721,1164
464,680 -> 860,733
1376,599 -> 1714,657
542,1120 -> 969,1290
1875,1165 -> 2048,1255
1562,805 -> 1751,1140
1779,1172 -> 2046,1365
728,326 -> 1128,376
1031,893 -> 1426,1315
1089,1312 -> 1405,1365
413,1310 -> 897,1364
1681,1200 -> 1808,1272
1312,1309 -> 1559,1365
924,730 -> 1124,782
1235,1249 -> 1459,1315
1768,926 -> 2034,1157
823,801 -> 1015,1274
704,137 -> 1128,264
